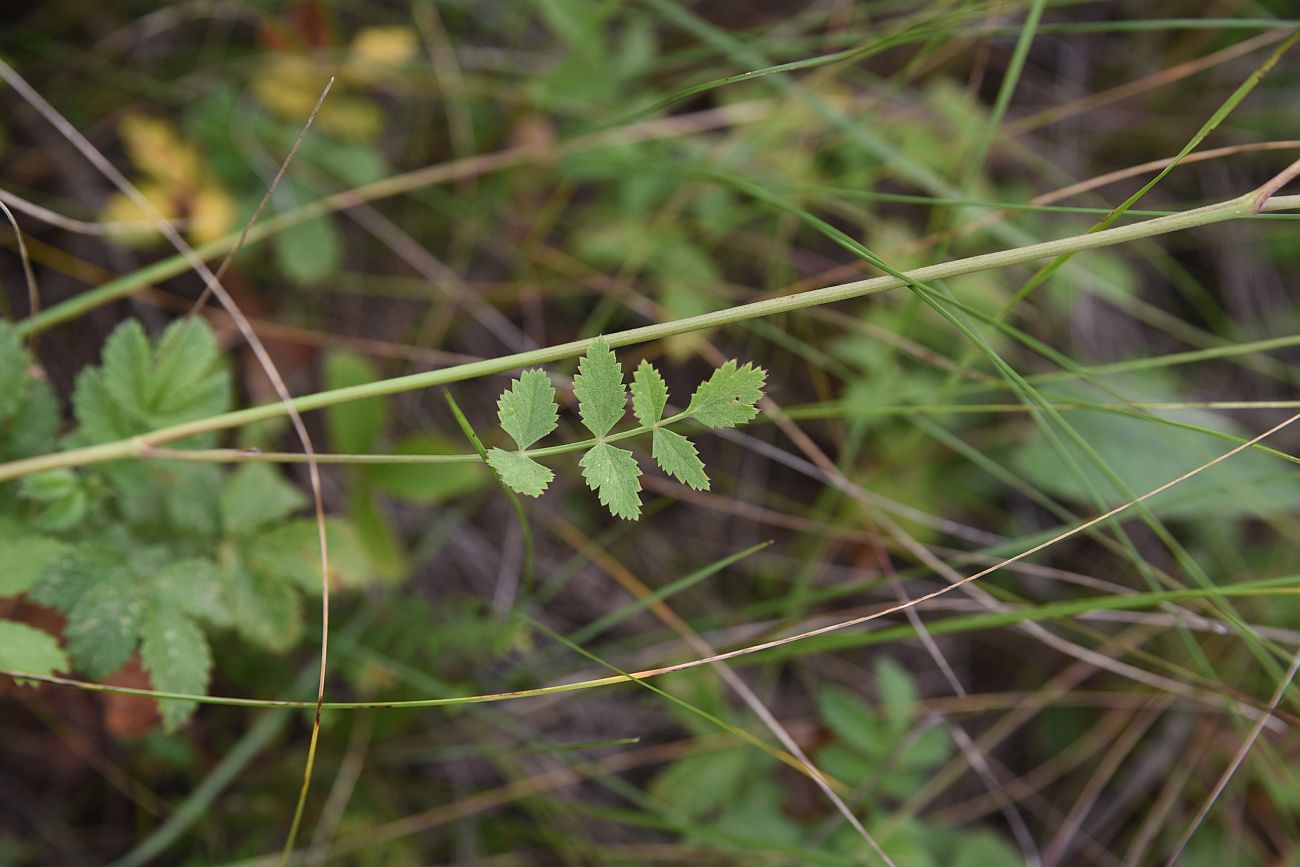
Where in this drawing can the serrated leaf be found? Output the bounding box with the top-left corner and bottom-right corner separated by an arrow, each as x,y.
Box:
486,448 -> 553,497
688,361 -> 766,429
65,573 -> 146,679
631,359 -> 667,426
0,320 -> 29,423
2,377 -> 59,461
496,369 -> 558,450
0,620 -> 68,681
220,463 -> 307,536
247,518 -> 370,593
140,608 -> 211,731
73,318 -> 230,445
150,558 -> 231,627
579,442 -> 641,520
224,562 -> 301,653
651,428 -> 709,490
364,435 -> 486,503
0,529 -> 68,596
28,544 -> 117,613
323,351 -> 387,453
573,338 -> 626,437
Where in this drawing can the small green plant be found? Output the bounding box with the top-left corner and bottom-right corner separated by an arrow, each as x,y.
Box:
486,337 -> 766,519
0,318 -> 366,730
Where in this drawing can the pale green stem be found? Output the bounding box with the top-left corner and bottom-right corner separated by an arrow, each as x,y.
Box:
1,193 -> 1296,484
136,410 -> 695,467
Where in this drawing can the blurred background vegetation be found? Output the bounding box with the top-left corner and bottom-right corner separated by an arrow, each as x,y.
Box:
2,1 -> 1300,864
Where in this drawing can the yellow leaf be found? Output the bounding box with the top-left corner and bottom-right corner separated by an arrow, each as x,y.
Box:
188,184 -> 237,247
119,114 -> 202,189
99,184 -> 177,248
252,55 -> 330,123
348,26 -> 418,80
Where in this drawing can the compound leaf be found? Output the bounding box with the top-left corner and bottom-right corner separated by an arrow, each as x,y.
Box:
579,442 -> 641,520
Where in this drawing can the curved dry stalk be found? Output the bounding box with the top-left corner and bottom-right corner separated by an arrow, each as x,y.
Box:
0,199 -> 40,338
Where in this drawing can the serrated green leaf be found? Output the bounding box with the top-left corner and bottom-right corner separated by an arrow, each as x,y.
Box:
573,338 -> 626,437
496,369 -> 558,449
651,428 -> 709,490
140,608 -> 211,731
247,518 -> 370,593
323,351 -> 387,453
220,463 -> 307,536
649,747 -> 752,820
486,448 -> 553,497
65,572 -> 146,678
0,532 -> 68,596
150,558 -> 231,627
0,620 -> 68,681
148,318 -> 226,415
579,442 -> 641,520
2,377 -> 60,461
0,320 -> 29,423
224,562 -> 301,653
73,318 -> 230,445
27,544 -> 117,613
275,216 -> 341,285
631,359 -> 667,426
687,361 -> 766,429
19,470 -> 87,532
364,435 -> 486,503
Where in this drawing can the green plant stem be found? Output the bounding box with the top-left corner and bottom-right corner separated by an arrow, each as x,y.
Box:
136,410 -> 695,466
2,193 -> 1297,484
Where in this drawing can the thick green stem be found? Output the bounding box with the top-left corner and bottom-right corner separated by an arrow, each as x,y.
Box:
1,192 -> 1296,483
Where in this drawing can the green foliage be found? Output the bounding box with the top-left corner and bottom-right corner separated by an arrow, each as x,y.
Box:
140,608 -> 212,731
496,369 -> 559,449
0,321 -> 27,423
323,351 -> 387,453
487,339 -> 765,517
815,659 -> 952,802
579,442 -> 642,520
573,339 -> 626,437
686,361 -> 767,429
1015,377 -> 1300,519
275,215 -> 342,285
71,318 -> 229,445
365,436 -> 486,503
0,318 -> 370,732
0,620 -> 68,681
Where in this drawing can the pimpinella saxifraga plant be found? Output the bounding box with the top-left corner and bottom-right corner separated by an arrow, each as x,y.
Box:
485,338 -> 766,519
